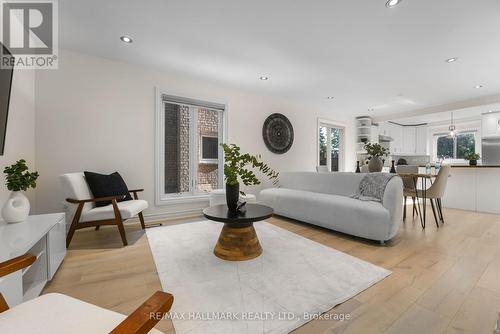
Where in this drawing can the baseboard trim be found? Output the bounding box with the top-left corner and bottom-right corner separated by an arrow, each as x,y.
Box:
126,208 -> 204,224
63,206 -> 204,229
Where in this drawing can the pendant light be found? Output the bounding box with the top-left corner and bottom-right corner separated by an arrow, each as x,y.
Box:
448,112 -> 456,137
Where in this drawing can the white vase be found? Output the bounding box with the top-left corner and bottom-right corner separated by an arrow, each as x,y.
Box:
1,191 -> 30,223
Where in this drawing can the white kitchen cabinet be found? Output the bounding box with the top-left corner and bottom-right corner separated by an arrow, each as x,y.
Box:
476,169 -> 500,213
368,125 -> 378,144
481,112 -> 500,138
415,125 -> 428,154
378,122 -> 389,136
389,122 -> 403,153
402,127 -> 416,154
441,168 -> 476,211
388,124 -> 427,155
442,167 -> 500,214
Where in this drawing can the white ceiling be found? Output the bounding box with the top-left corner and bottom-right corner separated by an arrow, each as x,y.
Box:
390,102 -> 500,125
59,0 -> 500,118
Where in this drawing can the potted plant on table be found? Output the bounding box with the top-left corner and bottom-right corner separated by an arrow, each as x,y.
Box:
464,151 -> 480,166
364,142 -> 390,172
1,159 -> 39,223
222,144 -> 279,212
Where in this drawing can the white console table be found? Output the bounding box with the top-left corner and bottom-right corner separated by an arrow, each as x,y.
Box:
0,213 -> 66,308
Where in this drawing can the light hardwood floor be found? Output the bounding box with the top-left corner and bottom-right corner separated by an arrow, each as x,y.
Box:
43,207 -> 500,334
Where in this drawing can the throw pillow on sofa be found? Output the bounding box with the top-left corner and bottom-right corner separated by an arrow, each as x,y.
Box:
84,171 -> 133,207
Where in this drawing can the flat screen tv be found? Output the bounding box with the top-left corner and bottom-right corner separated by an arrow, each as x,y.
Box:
0,42 -> 14,155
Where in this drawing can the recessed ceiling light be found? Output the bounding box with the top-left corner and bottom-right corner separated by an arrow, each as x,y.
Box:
259,76 -> 269,81
474,85 -> 483,89
386,0 -> 402,8
446,57 -> 458,63
327,96 -> 334,100
120,35 -> 133,43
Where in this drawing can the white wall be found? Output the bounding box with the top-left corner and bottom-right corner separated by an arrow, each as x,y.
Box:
35,50 -> 355,219
0,69 -> 36,209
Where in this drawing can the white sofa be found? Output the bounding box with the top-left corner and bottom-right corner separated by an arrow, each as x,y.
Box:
259,172 -> 403,243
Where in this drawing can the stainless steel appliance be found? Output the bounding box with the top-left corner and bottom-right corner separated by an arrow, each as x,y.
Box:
482,136 -> 500,165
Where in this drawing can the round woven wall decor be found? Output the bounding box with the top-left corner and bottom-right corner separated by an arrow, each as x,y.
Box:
262,113 -> 294,154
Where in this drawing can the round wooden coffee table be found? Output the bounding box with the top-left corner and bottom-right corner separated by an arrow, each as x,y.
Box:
203,204 -> 273,261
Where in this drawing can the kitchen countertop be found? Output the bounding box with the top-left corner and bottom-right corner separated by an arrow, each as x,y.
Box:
449,165 -> 500,168
416,164 -> 500,168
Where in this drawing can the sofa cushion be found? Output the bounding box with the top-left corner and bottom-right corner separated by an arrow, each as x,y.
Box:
84,171 -> 133,207
0,293 -> 164,334
81,199 -> 148,222
260,187 -> 391,241
279,172 -> 365,197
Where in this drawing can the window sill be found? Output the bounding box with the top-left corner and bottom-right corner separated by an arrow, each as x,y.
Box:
199,160 -> 218,165
442,159 -> 468,164
156,193 -> 211,206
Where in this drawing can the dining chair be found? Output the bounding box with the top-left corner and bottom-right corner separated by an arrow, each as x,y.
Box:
396,165 -> 419,221
416,165 -> 451,226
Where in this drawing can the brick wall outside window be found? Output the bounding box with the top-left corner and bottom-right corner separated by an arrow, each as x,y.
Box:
164,104 -> 220,194
197,108 -> 219,192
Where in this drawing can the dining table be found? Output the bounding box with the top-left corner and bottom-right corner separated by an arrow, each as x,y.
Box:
397,172 -> 438,229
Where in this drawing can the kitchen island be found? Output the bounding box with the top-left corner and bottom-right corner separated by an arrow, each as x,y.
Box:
440,165 -> 500,214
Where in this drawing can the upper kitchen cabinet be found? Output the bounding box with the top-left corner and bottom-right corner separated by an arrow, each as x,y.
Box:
378,121 -> 428,154
378,121 -> 390,137
383,122 -> 428,155
482,111 -> 500,138
378,121 -> 403,153
415,125 -> 428,154
402,126 -> 416,154
400,125 -> 427,154
388,122 -> 403,153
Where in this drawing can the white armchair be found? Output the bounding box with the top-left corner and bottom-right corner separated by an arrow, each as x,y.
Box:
60,173 -> 148,247
0,254 -> 173,334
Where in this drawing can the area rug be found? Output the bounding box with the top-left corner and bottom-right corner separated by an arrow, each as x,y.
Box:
146,221 -> 390,334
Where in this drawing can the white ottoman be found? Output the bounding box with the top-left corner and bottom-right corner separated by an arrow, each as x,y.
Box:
209,189 -> 257,207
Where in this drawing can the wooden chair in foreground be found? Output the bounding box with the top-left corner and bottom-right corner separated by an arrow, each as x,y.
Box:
61,173 -> 149,247
0,254 -> 173,334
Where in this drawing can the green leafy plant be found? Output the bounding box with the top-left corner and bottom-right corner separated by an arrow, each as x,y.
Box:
221,144 -> 279,189
464,151 -> 480,161
364,142 -> 390,158
3,159 -> 39,191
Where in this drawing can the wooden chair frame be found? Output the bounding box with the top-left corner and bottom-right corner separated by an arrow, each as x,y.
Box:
66,189 -> 146,247
0,254 -> 173,334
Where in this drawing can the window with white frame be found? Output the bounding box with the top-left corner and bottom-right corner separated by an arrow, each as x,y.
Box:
156,93 -> 225,203
434,131 -> 477,160
318,120 -> 345,172
200,135 -> 219,164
